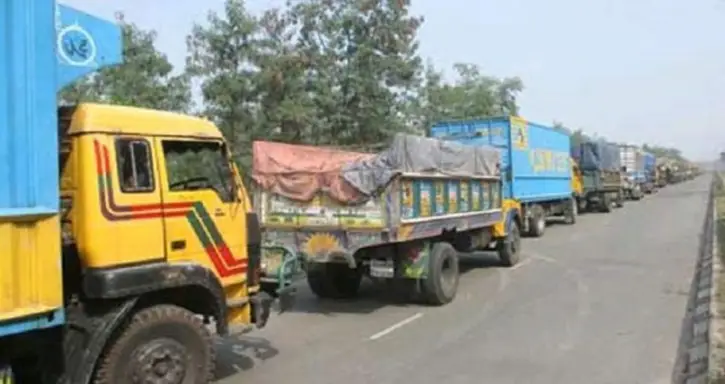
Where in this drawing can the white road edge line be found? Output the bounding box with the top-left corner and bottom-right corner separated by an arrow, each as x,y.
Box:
369,313 -> 424,341
510,257 -> 533,271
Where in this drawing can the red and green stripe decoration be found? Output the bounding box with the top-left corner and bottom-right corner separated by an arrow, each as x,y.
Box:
93,139 -> 247,277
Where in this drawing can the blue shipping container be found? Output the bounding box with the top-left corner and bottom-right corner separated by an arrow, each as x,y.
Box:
0,1 -> 121,217
430,116 -> 572,204
643,152 -> 656,182
0,0 -> 121,337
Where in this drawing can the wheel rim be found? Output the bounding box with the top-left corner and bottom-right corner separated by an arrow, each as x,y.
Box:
130,338 -> 190,384
537,216 -> 545,232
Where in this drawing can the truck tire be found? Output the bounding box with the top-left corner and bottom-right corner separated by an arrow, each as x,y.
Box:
307,263 -> 362,299
564,197 -> 577,225
614,189 -> 625,208
526,205 -> 546,237
420,242 -> 460,306
599,193 -> 612,213
93,304 -> 214,384
497,221 -> 521,267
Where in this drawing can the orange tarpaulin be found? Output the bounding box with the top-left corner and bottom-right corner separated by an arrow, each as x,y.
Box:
251,141 -> 375,203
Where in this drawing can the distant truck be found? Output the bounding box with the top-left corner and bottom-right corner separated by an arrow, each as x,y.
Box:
642,152 -> 657,193
429,117 -> 576,238
253,134 -> 522,306
619,144 -> 645,200
572,140 -> 624,212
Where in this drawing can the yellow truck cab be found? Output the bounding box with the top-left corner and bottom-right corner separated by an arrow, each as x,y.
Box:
5,103 -> 292,383
571,157 -> 584,215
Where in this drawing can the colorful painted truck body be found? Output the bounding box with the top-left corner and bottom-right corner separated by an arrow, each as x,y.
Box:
1,2 -> 292,382
429,116 -> 577,238
572,140 -> 624,212
254,134 -> 522,306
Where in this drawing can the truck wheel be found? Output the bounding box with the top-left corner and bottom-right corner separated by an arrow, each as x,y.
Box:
307,263 -> 362,299
564,198 -> 577,225
614,189 -> 625,208
526,206 -> 546,237
421,242 -> 460,306
93,305 -> 214,384
599,193 -> 612,213
497,221 -> 521,267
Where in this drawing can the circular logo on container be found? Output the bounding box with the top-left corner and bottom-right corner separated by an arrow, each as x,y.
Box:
57,23 -> 97,67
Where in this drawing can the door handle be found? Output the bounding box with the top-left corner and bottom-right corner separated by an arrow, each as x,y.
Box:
171,240 -> 186,251
214,208 -> 225,217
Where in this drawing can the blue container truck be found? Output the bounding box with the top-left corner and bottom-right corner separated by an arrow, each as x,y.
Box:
642,152 -> 657,194
430,116 -> 576,238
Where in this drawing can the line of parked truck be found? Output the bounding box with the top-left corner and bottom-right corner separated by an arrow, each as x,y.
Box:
0,2 -> 702,383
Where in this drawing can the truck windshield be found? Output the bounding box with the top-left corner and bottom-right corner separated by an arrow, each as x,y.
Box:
162,140 -> 236,203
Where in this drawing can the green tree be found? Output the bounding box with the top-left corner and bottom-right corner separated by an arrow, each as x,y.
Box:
416,62 -> 524,129
186,0 -> 265,168
60,12 -> 191,112
289,0 -> 425,147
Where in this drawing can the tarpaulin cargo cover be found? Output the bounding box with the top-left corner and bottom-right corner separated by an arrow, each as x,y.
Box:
251,141 -> 374,203
577,140 -> 621,172
252,133 -> 500,204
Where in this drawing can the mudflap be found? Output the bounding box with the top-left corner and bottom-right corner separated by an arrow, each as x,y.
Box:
259,245 -> 304,314
63,299 -> 138,384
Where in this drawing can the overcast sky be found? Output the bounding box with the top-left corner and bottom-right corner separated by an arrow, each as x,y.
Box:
64,0 -> 725,160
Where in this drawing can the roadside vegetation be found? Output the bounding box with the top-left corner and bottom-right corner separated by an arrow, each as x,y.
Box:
58,0 -> 684,166
710,172 -> 725,382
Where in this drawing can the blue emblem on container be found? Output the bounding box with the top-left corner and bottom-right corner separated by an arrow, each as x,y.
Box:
57,23 -> 97,67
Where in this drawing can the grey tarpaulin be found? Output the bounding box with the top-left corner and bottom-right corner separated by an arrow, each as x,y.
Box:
342,133 -> 500,196
577,139 -> 621,172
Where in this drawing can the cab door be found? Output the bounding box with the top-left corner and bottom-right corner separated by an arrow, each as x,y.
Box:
154,138 -> 248,282
91,135 -> 165,267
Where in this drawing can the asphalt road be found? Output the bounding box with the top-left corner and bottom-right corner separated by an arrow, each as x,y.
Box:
215,176 -> 711,384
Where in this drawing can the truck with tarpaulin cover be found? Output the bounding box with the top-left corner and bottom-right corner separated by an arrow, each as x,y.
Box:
428,117 -> 576,238
618,144 -> 645,200
572,140 -> 624,212
253,134 -> 522,306
642,152 -> 657,193
657,158 -> 674,187
0,1 -> 294,382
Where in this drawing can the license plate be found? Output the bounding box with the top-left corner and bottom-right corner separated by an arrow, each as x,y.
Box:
369,260 -> 394,278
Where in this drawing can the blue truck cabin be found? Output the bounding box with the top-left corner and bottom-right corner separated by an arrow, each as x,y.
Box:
429,116 -> 572,204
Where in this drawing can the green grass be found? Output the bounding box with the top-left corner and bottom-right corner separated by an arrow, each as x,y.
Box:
709,172 -> 725,383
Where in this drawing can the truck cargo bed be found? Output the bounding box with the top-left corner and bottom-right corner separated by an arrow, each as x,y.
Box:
252,135 -> 505,278
256,173 -> 502,269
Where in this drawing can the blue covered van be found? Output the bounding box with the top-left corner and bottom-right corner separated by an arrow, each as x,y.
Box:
430,116 -> 576,237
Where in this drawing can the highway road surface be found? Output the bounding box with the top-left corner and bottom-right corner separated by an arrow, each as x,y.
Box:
214,176 -> 711,384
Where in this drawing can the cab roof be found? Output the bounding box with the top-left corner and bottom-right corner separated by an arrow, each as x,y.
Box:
64,103 -> 224,139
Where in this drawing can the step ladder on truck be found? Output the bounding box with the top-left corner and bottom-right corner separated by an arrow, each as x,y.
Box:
0,2 -> 297,383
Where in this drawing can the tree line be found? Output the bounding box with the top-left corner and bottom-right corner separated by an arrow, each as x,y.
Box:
60,0 -> 686,167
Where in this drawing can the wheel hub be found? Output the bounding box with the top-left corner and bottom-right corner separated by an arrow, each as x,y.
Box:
132,339 -> 188,384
